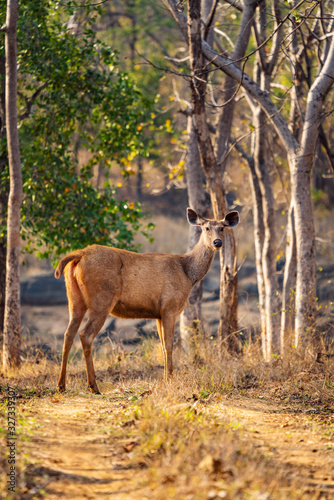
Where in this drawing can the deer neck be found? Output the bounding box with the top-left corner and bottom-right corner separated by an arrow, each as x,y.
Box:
184,236 -> 215,286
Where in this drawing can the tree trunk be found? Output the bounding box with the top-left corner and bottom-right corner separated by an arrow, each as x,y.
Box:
3,0 -> 22,370
0,54 -> 7,347
291,31 -> 334,345
166,0 -> 334,347
247,155 -> 266,356
253,104 -> 280,359
280,8 -> 303,351
290,153 -> 316,346
180,113 -> 212,352
187,0 -> 240,353
280,203 -> 296,351
219,233 -> 239,352
214,0 -> 257,352
0,239 -> 6,346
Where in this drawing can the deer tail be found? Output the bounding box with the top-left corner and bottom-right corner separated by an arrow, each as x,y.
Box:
54,251 -> 84,279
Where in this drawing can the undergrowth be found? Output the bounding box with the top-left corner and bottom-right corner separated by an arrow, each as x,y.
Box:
0,332 -> 333,499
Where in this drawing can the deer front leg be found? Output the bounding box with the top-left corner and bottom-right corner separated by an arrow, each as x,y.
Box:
160,314 -> 176,380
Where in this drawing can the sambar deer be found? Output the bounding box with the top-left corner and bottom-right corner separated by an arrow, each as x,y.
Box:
54,208 -> 239,393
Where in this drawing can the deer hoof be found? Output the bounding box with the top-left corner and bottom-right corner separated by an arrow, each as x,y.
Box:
58,385 -> 65,393
89,384 -> 101,395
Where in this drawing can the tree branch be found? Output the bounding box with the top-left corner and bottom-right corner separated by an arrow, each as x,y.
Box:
301,12 -> 334,156
223,0 -> 243,13
229,136 -> 254,168
203,0 -> 219,41
164,0 -> 299,154
266,0 -> 283,75
17,82 -> 49,121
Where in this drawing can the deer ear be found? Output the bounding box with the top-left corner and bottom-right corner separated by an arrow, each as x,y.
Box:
223,211 -> 239,228
187,208 -> 202,226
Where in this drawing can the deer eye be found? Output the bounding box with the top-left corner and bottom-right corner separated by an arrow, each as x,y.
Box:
205,227 -> 210,231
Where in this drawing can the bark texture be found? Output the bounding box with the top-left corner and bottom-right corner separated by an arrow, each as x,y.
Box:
280,204 -> 296,350
247,154 -> 266,354
292,29 -> 334,343
0,54 -> 7,346
3,0 -> 22,370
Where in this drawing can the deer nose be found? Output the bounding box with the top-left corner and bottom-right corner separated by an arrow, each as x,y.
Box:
213,239 -> 223,248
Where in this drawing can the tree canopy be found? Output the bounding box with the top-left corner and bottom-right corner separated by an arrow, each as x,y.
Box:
0,0 -> 153,261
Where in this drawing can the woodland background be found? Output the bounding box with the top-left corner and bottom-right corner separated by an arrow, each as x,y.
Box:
0,1 -> 334,498
2,0 -> 333,354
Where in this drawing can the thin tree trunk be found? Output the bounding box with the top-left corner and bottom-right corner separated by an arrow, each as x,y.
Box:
219,227 -> 239,352
280,8 -> 302,352
214,0 -> 257,352
2,0 -> 22,370
0,239 -> 6,346
247,155 -> 266,356
0,54 -> 7,347
180,113 -> 212,352
253,104 -> 280,358
280,203 -> 296,351
188,0 -> 240,353
290,153 -> 316,346
252,0 -> 282,358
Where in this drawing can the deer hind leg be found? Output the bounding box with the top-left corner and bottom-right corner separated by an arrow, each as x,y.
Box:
157,319 -> 167,377
159,314 -> 177,380
79,299 -> 115,394
58,270 -> 87,392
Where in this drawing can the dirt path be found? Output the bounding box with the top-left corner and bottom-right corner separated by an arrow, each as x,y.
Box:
21,395 -> 150,500
214,396 -> 334,498
18,393 -> 334,499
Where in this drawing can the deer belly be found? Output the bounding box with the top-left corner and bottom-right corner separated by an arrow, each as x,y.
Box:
111,300 -> 160,320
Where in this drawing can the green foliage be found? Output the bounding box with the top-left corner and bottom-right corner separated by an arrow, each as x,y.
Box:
0,0 -> 153,260
21,169 -> 149,259
311,187 -> 328,205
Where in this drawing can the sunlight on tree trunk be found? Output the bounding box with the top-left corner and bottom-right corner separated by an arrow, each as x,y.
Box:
246,153 -> 266,356
281,204 -> 296,351
2,0 -> 22,371
0,52 -> 7,346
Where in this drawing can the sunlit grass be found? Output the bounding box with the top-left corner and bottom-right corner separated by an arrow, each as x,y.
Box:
0,330 -> 333,499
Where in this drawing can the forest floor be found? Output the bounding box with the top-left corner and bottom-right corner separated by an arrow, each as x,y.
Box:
1,346 -> 334,500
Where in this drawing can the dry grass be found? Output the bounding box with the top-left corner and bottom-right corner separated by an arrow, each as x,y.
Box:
1,332 -> 334,499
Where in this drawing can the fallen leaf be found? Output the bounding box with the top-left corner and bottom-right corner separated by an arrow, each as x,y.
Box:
123,441 -> 138,453
121,419 -> 136,428
139,390 -> 152,398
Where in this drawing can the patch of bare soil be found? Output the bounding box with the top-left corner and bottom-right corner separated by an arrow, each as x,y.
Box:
15,391 -> 334,499
20,395 -> 150,500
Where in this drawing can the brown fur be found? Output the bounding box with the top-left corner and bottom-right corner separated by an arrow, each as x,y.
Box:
55,208 -> 239,393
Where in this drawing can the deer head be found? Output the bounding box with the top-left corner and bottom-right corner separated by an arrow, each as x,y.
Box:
187,208 -> 239,251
